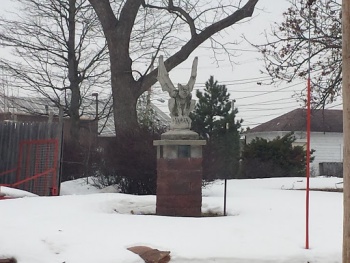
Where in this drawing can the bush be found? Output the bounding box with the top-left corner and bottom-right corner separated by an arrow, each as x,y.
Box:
240,133 -> 314,178
88,93 -> 167,195
91,126 -> 165,195
61,140 -> 89,182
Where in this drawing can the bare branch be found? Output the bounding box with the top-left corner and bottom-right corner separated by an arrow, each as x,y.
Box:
140,0 -> 259,91
251,0 -> 341,107
0,0 -> 110,139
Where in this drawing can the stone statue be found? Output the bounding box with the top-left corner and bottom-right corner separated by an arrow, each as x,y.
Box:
157,55 -> 198,130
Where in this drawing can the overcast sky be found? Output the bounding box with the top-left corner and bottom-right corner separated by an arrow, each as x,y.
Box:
153,0 -> 342,128
0,0 -> 342,129
164,0 -> 297,128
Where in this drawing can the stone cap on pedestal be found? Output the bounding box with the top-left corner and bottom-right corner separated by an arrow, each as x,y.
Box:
160,129 -> 199,140
154,130 -> 206,159
153,139 -> 206,146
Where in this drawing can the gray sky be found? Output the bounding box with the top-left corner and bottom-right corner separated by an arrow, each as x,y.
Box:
0,0 -> 342,129
157,0 -> 342,129
160,0 -> 297,129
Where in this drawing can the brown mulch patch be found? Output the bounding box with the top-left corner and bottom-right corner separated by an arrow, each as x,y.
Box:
127,246 -> 171,263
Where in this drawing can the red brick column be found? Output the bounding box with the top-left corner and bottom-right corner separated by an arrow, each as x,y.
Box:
156,158 -> 202,216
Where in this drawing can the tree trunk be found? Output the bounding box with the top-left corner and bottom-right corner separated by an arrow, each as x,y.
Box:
343,0 -> 350,262
111,72 -> 139,137
88,0 -> 142,137
109,17 -> 141,137
68,0 -> 81,141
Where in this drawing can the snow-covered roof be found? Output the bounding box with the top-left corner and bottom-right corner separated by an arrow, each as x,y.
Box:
247,108 -> 343,133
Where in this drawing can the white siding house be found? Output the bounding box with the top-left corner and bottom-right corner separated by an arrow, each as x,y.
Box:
245,109 -> 343,176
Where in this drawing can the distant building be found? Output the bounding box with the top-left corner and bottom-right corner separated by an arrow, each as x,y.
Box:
0,94 -> 170,138
245,108 -> 343,177
0,94 -> 171,180
0,96 -> 98,147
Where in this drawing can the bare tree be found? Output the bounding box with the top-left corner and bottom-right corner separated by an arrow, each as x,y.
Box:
0,0 -> 110,140
87,0 -> 260,138
253,0 -> 341,108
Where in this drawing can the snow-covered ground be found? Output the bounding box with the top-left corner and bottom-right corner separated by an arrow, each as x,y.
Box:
0,177 -> 344,263
0,186 -> 38,198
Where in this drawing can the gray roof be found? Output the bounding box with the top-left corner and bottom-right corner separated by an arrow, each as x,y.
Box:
0,95 -> 170,137
247,108 -> 343,133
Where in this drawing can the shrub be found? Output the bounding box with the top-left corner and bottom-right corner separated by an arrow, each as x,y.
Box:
240,132 -> 314,178
88,92 -> 167,195
91,126 -> 165,195
61,140 -> 89,182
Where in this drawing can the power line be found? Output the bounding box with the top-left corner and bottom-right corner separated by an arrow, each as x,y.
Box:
238,100 -> 298,108
236,96 -> 296,105
234,82 -> 305,100
239,106 -> 298,112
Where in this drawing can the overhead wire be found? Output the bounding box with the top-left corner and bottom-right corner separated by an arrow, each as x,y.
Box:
233,81 -> 305,100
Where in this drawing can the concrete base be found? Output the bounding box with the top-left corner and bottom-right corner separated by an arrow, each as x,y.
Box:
154,129 -> 206,217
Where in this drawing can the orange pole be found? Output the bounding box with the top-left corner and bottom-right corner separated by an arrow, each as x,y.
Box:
305,77 -> 311,249
305,1 -> 314,250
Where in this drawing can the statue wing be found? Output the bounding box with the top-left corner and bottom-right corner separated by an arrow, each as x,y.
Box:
187,56 -> 198,92
157,55 -> 176,96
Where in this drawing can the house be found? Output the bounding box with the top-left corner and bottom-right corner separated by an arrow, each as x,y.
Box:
0,94 -> 170,138
245,108 -> 343,177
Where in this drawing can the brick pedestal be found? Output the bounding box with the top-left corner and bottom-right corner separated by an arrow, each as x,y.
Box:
154,130 -> 206,217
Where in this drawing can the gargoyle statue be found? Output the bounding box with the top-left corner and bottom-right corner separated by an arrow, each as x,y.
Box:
157,55 -> 198,130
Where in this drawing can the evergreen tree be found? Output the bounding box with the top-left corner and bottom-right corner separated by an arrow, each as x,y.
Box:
190,76 -> 242,180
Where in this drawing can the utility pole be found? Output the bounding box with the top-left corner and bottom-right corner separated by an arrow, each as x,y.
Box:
343,0 -> 350,262
147,56 -> 155,112
91,92 -> 98,120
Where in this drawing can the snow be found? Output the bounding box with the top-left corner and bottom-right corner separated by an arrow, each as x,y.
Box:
0,177 -> 343,262
0,186 -> 38,198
